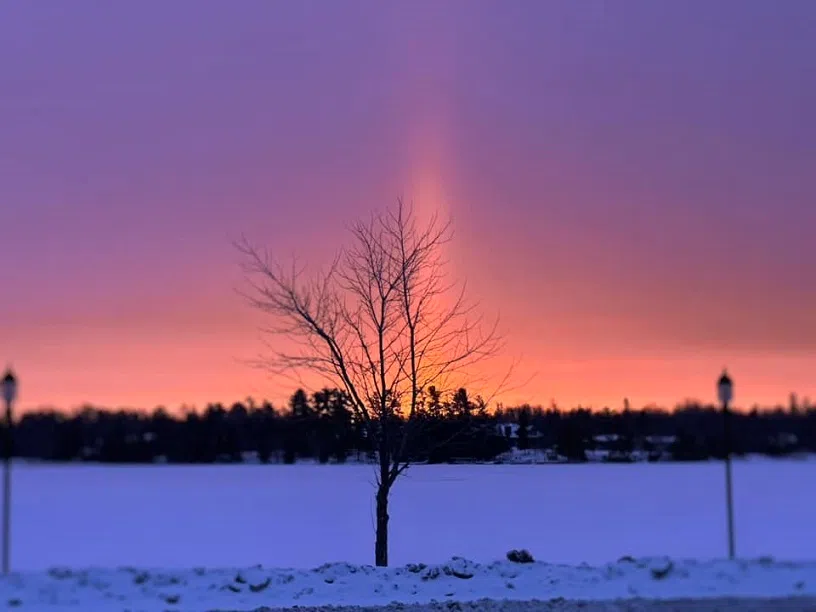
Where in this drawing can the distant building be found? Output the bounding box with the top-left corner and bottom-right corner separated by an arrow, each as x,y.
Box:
495,422 -> 543,443
585,433 -> 676,462
768,432 -> 798,453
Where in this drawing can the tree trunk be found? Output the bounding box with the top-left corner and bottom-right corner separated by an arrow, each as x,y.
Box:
374,484 -> 389,566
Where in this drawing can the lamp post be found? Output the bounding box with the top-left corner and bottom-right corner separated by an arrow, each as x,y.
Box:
717,369 -> 735,560
1,369 -> 17,575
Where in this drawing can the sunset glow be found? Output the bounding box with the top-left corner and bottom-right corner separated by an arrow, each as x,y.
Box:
3,1 -> 815,413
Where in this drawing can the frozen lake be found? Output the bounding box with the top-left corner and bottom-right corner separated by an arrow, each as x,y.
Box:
9,458 -> 814,570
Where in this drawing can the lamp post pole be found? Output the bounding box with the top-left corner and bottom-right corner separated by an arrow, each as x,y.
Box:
1,369 -> 17,575
718,370 -> 735,560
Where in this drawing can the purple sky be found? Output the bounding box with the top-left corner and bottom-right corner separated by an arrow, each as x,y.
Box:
2,1 -> 815,411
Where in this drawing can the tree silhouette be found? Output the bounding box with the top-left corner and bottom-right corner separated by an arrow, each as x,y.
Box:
238,200 -> 503,566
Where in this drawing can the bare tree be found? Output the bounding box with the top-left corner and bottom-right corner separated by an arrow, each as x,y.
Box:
237,199 -> 503,566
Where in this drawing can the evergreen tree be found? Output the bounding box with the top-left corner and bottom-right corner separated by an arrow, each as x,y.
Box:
288,389 -> 314,458
517,406 -> 531,450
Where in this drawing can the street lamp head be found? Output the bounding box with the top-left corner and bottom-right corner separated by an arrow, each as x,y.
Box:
1,369 -> 17,405
717,369 -> 733,405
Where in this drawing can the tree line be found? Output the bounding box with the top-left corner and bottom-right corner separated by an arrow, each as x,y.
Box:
8,388 -> 815,464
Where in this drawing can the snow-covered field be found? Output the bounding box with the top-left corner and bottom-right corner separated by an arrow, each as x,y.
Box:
11,458 -> 813,569
0,458 -> 813,610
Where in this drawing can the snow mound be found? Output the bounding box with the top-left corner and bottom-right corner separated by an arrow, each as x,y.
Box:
0,556 -> 813,611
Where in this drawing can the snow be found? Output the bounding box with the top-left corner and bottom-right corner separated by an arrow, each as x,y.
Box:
0,556 -> 814,610
10,458 -> 813,570
0,459 -> 813,608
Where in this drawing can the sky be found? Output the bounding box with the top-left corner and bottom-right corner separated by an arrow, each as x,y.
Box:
2,0 -> 815,413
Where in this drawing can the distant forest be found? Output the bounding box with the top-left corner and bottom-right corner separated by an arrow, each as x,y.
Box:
8,388 -> 815,464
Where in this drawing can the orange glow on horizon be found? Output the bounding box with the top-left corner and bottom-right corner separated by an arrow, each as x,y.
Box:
9,301 -> 816,416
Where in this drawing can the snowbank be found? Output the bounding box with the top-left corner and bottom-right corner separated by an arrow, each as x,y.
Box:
0,556 -> 813,611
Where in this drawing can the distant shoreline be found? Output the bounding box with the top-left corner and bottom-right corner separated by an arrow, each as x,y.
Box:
8,452 -> 816,467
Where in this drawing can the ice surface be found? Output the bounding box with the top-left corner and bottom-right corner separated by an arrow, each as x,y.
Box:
10,458 -> 813,570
